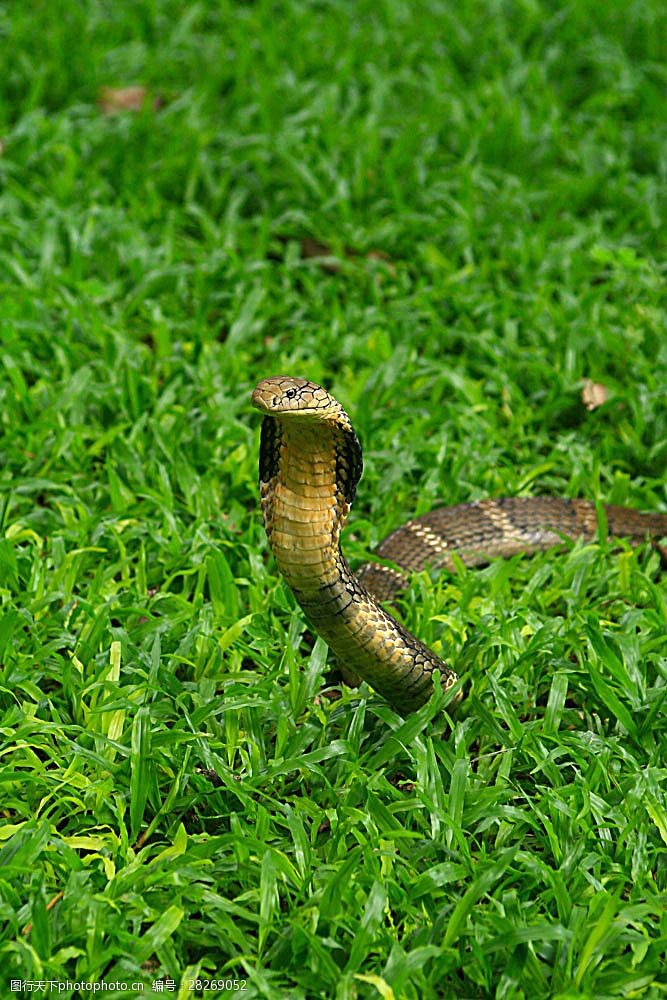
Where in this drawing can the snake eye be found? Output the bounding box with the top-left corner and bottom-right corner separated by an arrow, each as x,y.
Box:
285,388 -> 297,399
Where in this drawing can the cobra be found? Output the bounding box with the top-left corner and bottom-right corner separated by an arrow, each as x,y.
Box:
251,376 -> 666,714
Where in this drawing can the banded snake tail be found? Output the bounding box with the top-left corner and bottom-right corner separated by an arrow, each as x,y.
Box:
251,376 -> 667,715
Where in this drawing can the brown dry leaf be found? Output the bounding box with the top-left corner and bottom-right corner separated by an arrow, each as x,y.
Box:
299,238 -> 397,273
366,248 -> 396,277
300,236 -> 333,257
272,234 -> 395,274
300,237 -> 341,273
98,85 -> 157,115
366,248 -> 392,263
582,379 -> 609,411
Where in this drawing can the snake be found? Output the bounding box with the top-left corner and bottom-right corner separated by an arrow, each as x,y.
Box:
251,376 -> 667,714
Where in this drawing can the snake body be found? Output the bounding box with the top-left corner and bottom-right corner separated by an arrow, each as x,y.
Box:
252,376 -> 667,714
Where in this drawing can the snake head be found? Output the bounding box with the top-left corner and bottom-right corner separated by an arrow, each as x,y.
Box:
252,377 -> 344,421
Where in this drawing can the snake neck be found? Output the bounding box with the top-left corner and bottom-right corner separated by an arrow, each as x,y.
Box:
259,418 -> 353,595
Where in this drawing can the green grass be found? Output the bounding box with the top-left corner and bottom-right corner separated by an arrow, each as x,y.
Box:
1,1 -> 666,997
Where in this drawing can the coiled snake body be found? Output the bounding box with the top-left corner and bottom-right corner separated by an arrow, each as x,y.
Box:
252,376 -> 666,714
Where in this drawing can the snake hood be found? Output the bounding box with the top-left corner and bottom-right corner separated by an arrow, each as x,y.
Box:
252,376 -> 363,507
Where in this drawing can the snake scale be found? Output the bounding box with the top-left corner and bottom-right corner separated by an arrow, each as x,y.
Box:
252,376 -> 667,714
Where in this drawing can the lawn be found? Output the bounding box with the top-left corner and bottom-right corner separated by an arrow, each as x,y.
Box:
1,1 -> 666,997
